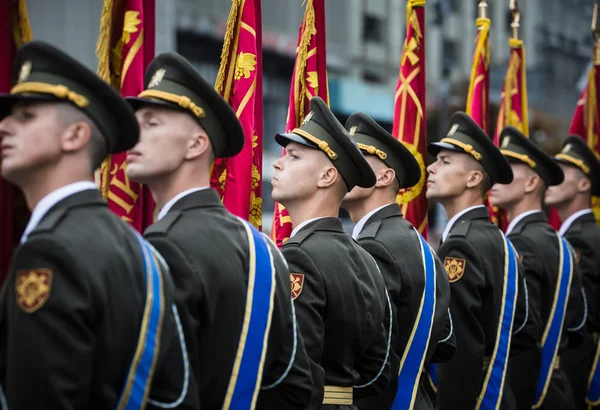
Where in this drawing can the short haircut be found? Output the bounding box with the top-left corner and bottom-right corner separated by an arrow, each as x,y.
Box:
57,103 -> 107,169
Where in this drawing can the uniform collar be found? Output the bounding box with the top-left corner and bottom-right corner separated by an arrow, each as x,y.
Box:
559,208 -> 593,235
352,203 -> 399,239
21,181 -> 98,243
505,209 -> 543,235
291,217 -> 328,238
442,204 -> 486,243
157,186 -> 210,220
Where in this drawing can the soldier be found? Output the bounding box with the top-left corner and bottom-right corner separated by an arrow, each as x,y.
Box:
546,136 -> 600,410
125,51 -> 317,409
340,112 -> 455,410
489,127 -> 586,410
425,112 -> 536,410
0,41 -> 192,409
271,96 -> 391,409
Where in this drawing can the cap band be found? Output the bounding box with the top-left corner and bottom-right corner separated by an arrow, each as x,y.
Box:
555,153 -> 590,175
357,143 -> 387,160
501,149 -> 536,168
11,82 -> 89,108
138,89 -> 206,118
440,137 -> 482,161
291,128 -> 338,160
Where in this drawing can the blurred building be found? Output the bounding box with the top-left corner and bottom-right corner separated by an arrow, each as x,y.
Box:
25,0 -> 595,233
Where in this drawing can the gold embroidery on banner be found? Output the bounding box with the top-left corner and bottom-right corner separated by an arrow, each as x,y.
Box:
444,257 -> 466,283
234,52 -> 257,80
251,164 -> 260,190
249,191 -> 262,228
306,71 -> 319,92
219,169 -> 227,192
108,162 -> 139,215
290,273 -> 305,300
16,269 -> 52,313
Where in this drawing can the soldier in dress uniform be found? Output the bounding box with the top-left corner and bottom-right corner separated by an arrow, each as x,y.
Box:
425,112 -> 538,410
340,112 -> 455,410
546,136 -> 600,410
0,41 -> 193,409
489,127 -> 586,410
125,51 -> 317,409
271,96 -> 391,409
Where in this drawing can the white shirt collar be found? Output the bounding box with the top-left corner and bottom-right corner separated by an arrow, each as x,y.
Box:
352,204 -> 391,240
559,208 -> 593,235
442,205 -> 485,243
157,187 -> 209,221
21,181 -> 97,244
290,217 -> 327,238
505,209 -> 542,235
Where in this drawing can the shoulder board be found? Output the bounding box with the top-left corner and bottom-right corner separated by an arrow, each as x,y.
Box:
283,228 -> 314,246
358,220 -> 382,239
448,220 -> 471,238
144,211 -> 182,236
30,208 -> 68,236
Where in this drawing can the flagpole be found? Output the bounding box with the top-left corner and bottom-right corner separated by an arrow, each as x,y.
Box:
510,0 -> 520,40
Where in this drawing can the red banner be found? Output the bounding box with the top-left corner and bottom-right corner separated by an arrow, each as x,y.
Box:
210,0 -> 263,229
491,38 -> 529,230
393,0 -> 428,238
465,16 -> 490,135
569,64 -> 600,225
0,0 -> 32,282
271,0 -> 328,247
96,0 -> 155,231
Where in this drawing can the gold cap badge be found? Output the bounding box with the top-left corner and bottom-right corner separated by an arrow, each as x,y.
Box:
18,61 -> 32,83
563,143 -> 572,154
349,125 -> 357,136
148,68 -> 166,88
447,123 -> 459,137
501,136 -> 510,149
301,111 -> 314,126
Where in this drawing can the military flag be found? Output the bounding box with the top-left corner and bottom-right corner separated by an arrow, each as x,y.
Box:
393,0 -> 428,238
465,0 -> 490,134
271,0 -> 328,247
210,0 -> 264,229
568,34 -> 600,225
0,0 -> 32,282
96,0 -> 155,231
491,4 -> 528,230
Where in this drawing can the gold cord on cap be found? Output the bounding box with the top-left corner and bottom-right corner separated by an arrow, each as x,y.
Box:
440,137 -> 483,161
555,153 -> 591,174
501,149 -> 536,168
291,128 -> 338,160
138,89 -> 206,118
11,82 -> 89,108
357,143 -> 388,161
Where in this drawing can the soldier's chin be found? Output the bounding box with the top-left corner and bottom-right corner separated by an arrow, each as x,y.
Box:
1,160 -> 26,186
125,164 -> 150,184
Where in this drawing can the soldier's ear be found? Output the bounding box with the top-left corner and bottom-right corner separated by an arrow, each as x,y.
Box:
465,169 -> 484,189
523,172 -> 541,194
186,126 -> 211,161
375,167 -> 395,188
577,174 -> 592,193
61,120 -> 91,154
317,165 -> 339,189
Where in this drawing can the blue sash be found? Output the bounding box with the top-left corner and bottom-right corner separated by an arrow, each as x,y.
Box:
475,234 -> 518,410
587,339 -> 600,405
221,220 -> 277,410
532,234 -> 573,408
426,363 -> 438,392
392,229 -> 437,409
117,233 -> 167,410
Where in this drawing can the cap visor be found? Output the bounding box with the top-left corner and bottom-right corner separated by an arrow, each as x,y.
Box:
427,141 -> 464,157
275,132 -> 319,149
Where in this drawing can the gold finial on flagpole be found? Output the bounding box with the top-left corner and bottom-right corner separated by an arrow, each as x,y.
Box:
592,3 -> 600,64
478,0 -> 488,20
510,0 -> 520,40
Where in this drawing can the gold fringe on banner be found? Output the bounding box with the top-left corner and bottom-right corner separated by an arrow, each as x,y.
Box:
12,0 -> 33,48
294,0 -> 316,124
95,0 -> 117,197
214,0 -> 242,96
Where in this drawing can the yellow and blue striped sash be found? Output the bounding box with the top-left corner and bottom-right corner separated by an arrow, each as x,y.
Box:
392,229 -> 437,409
532,234 -> 574,408
117,233 -> 167,410
221,220 -> 276,410
475,234 -> 518,410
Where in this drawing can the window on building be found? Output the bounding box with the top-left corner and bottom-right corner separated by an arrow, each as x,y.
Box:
363,14 -> 384,43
